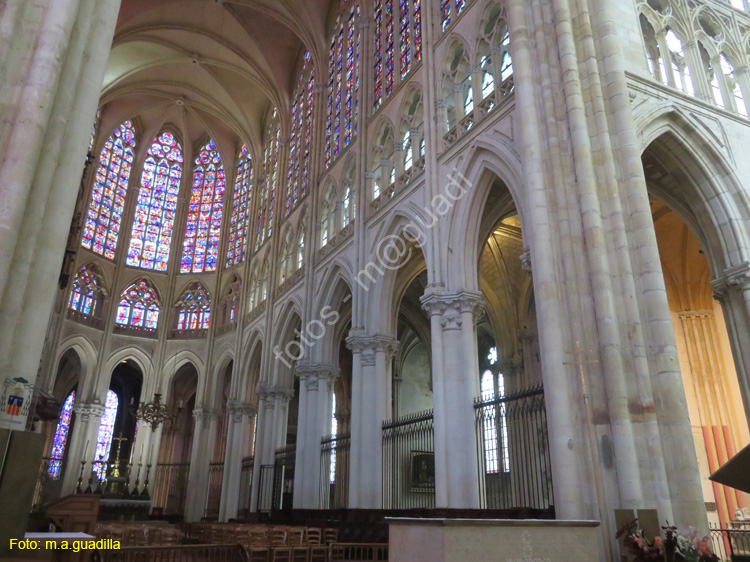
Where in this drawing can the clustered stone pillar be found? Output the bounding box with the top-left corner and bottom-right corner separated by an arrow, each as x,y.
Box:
184,407 -> 217,521
293,365 -> 339,509
219,401 -> 256,521
0,0 -> 122,432
346,333 -> 398,508
421,290 -> 484,508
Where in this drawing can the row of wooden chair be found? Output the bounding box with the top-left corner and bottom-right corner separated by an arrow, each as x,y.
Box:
94,523 -> 183,546
184,524 -> 338,562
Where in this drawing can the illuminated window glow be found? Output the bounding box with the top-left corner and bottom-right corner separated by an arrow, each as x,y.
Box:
68,266 -> 101,317
176,282 -> 211,330
82,121 -> 136,259
127,132 -> 183,271
180,139 -> 226,273
93,390 -> 118,480
226,145 -> 253,267
115,280 -> 160,331
48,391 -> 76,478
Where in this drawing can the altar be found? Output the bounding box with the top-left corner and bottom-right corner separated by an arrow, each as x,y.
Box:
387,518 -> 601,562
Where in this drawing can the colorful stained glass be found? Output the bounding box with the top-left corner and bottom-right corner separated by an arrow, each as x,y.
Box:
334,24 -> 344,160
93,390 -> 118,480
441,0 -> 451,31
115,280 -> 160,330
345,8 -> 356,145
180,139 -> 226,273
385,0 -> 395,95
82,121 -> 136,260
127,131 -> 183,271
68,266 -> 100,316
327,32 -> 335,168
374,0 -> 383,108
304,73 -> 314,197
176,282 -> 211,330
255,109 -> 279,251
414,0 -> 422,61
399,0 -> 410,78
48,391 -> 75,478
226,145 -> 253,268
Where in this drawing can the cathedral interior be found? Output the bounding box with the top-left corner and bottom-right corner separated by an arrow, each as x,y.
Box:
2,0 -> 750,560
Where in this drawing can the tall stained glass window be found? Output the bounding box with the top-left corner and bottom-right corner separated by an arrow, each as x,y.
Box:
175,282 -> 211,330
68,266 -> 101,317
255,109 -> 280,251
481,347 -> 509,474
115,280 -> 160,331
326,5 -> 360,170
441,0 -> 465,32
82,121 -> 136,259
48,391 -> 76,478
93,390 -> 118,479
127,131 -> 183,271
226,145 -> 253,268
330,393 -> 337,484
287,52 -> 315,214
181,139 -> 226,273
373,0 -> 422,109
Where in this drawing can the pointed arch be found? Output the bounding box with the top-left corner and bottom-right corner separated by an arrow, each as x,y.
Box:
114,278 -> 162,332
82,120 -> 137,259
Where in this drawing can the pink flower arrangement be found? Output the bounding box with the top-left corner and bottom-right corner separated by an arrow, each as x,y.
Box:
616,520 -> 720,562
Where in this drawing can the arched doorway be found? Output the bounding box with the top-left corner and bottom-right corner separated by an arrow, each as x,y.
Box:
643,133 -> 750,529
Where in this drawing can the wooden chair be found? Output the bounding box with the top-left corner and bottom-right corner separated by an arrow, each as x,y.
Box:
287,527 -> 308,562
269,527 -> 289,562
307,528 -> 328,562
323,528 -> 338,545
244,527 -> 271,562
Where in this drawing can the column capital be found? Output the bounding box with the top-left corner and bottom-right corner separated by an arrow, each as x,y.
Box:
74,402 -> 105,422
258,385 -> 295,403
295,364 -> 340,390
346,332 -> 399,356
192,407 -> 217,428
712,261 -> 750,300
227,400 -> 257,422
420,289 -> 485,325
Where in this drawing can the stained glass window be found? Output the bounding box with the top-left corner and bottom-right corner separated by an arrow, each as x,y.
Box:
82,121 -> 136,259
127,131 -> 183,271
115,280 -> 160,331
373,0 -> 422,108
226,145 -> 253,268
287,52 -> 315,215
176,282 -> 211,330
181,140 -> 226,273
93,390 -> 118,480
255,110 -> 280,251
481,347 -> 509,474
343,185 -> 353,226
326,6 -> 360,169
68,266 -> 101,317
48,391 -> 75,478
374,0 -> 383,108
441,0 -> 465,32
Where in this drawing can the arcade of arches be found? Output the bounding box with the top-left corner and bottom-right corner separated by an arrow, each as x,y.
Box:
2,0 -> 750,557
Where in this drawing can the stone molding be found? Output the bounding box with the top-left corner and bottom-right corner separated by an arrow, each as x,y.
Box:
346,333 -> 399,356
227,401 -> 257,422
257,385 -> 295,404
74,402 -> 105,423
192,407 -> 217,428
420,290 -> 485,329
711,261 -> 750,300
294,364 -> 340,390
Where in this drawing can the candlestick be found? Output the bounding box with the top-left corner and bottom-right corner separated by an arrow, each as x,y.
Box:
83,439 -> 90,462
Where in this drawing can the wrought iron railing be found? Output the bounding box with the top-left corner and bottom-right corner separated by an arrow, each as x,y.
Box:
238,456 -> 254,515
205,461 -> 224,517
320,433 -> 350,509
151,462 -> 189,515
474,385 -> 553,513
709,526 -> 750,561
382,409 -> 435,509
32,457 -> 65,510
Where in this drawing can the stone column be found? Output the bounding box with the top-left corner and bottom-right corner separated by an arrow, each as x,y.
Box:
219,401 -> 256,521
61,401 -> 104,495
421,290 -> 483,508
184,408 -> 217,522
293,365 -> 339,509
683,40 -> 712,103
249,391 -> 274,512
345,333 -> 398,508
711,55 -> 736,112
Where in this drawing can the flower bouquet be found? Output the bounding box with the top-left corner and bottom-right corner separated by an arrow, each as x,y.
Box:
616,520 -> 720,562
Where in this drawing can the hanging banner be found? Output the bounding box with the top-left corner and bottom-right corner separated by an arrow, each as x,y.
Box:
0,377 -> 34,430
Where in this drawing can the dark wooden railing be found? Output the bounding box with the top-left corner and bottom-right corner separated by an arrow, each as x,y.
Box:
96,544 -> 248,562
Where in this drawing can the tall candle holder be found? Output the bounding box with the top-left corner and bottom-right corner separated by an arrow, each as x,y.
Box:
140,463 -> 152,498
75,460 -> 87,494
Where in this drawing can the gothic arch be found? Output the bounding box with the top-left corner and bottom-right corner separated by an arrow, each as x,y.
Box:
444,145 -> 525,291
54,335 -> 98,398
313,264 -> 354,364
638,108 -> 750,274
162,350 -> 205,396
101,346 -> 154,399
